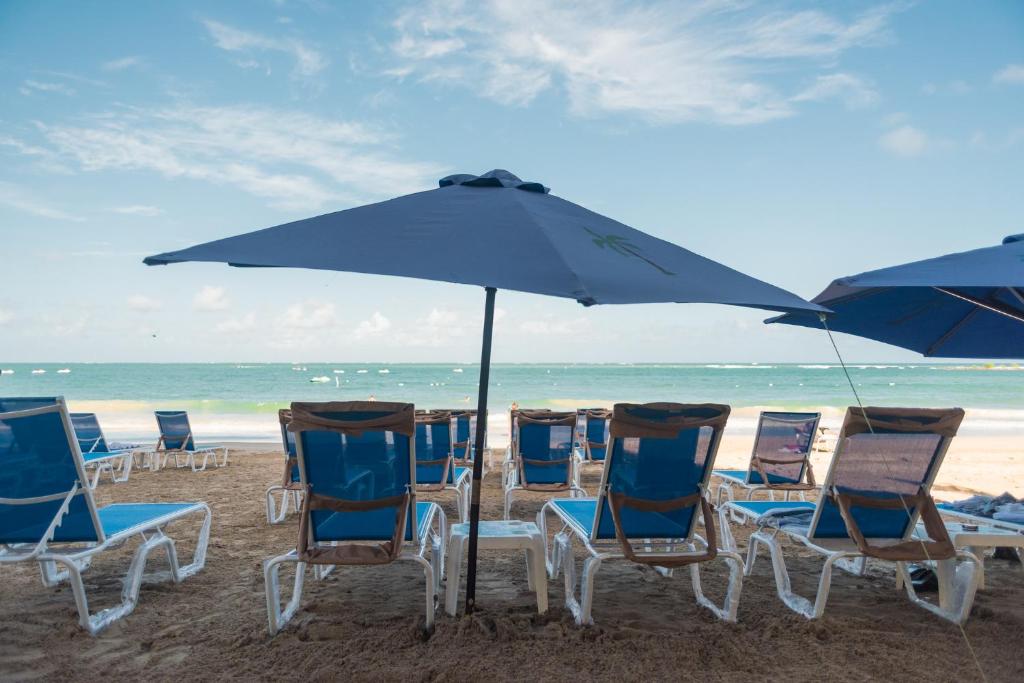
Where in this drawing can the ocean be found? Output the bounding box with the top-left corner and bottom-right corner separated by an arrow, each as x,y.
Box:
1,362 -> 1021,442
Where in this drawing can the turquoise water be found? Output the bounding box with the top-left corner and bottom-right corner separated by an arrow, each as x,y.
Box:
1,362 -> 1020,440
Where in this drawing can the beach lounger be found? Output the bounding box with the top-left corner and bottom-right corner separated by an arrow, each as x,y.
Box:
263,401 -> 446,634
151,410 -> 228,471
502,407 -> 551,487
0,397 -> 211,635
538,402 -> 744,624
69,412 -> 134,489
578,408 -> 610,463
450,409 -> 487,474
504,410 -> 585,519
713,411 -> 820,508
719,407 -> 981,624
416,410 -> 471,522
265,409 -> 304,524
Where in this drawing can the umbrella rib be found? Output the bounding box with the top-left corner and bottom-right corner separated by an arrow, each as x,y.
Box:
932,287 -> 1024,325
925,306 -> 980,356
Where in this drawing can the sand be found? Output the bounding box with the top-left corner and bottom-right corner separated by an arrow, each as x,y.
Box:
1,439 -> 1022,682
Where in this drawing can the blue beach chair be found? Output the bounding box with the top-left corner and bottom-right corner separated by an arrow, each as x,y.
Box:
0,397 -> 212,634
263,401 -> 446,634
719,407 -> 981,624
713,411 -> 820,507
69,412 -> 134,488
153,410 -> 228,471
265,409 -> 304,524
504,410 -> 585,519
416,410 -> 471,523
451,409 -> 487,472
538,402 -> 743,624
579,408 -> 611,463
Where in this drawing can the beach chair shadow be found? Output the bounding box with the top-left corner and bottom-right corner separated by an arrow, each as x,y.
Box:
263,401 -> 446,634
0,397 -> 212,635
720,407 -> 981,624
538,402 -> 744,624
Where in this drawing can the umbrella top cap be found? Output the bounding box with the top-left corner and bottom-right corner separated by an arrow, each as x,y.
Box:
1003,233 -> 1024,245
438,169 -> 550,194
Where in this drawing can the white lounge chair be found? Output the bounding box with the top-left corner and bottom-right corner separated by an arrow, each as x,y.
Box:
266,409 -> 304,524
263,401 -> 446,634
504,410 -> 585,519
538,402 -> 744,624
69,412 -> 134,488
720,406 -> 981,625
0,397 -> 211,635
151,410 -> 228,471
415,410 -> 471,523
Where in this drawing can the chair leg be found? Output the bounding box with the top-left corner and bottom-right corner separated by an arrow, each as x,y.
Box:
752,529 -> 854,619
113,454 -> 132,483
504,487 -> 514,520
691,550 -> 744,622
264,554 -> 306,636
901,551 -> 981,625
266,486 -> 289,524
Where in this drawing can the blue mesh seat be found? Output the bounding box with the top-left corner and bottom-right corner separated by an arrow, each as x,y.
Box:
152,410 -> 228,472
504,410 -> 585,519
263,401 -> 446,635
69,412 -> 134,488
539,402 -> 744,624
720,406 -> 981,625
713,411 -> 820,507
0,397 -> 211,635
415,410 -> 470,523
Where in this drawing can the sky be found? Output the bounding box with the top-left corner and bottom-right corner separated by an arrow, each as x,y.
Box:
0,0 -> 1022,363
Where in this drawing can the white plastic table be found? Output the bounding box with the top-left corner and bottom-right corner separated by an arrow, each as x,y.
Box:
445,520 -> 548,616
915,520 -> 1024,590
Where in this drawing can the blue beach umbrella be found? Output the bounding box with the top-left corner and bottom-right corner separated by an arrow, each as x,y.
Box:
144,169 -> 824,612
770,233 -> 1024,359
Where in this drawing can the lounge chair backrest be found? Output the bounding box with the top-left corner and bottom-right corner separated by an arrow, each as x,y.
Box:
0,398 -> 104,545
590,403 -> 729,543
516,410 -> 576,488
808,407 -> 964,543
450,409 -> 479,461
746,411 -> 820,485
414,410 -> 454,488
155,411 -> 195,450
290,401 -> 419,550
70,412 -> 111,454
509,407 -> 548,452
583,409 -> 611,461
278,409 -> 300,484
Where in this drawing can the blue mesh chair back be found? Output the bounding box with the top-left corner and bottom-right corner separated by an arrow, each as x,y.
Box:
0,399 -> 102,544
70,412 -> 111,454
414,410 -> 454,487
516,410 -> 576,488
0,397 -> 60,412
155,411 -> 195,450
747,411 -> 820,485
451,410 -> 478,462
583,409 -> 611,461
278,409 -> 300,483
291,402 -> 418,545
810,407 -> 964,542
591,403 -> 729,542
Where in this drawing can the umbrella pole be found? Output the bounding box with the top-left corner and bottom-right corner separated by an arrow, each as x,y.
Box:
464,286 -> 496,614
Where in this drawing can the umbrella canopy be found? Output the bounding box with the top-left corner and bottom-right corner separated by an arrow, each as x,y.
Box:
145,170 -> 822,313
770,233 -> 1024,358
144,169 -> 824,614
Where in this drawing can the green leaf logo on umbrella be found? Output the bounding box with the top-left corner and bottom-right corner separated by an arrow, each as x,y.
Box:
584,227 -> 675,276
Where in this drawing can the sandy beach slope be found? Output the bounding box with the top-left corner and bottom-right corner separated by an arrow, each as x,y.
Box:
0,442 -> 1021,682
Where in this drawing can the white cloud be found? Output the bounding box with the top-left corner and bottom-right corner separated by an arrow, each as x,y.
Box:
20,79 -> 76,96
23,104 -> 442,210
269,300 -> 339,349
879,125 -> 929,157
390,0 -> 899,125
202,19 -> 326,81
127,295 -> 162,312
282,300 -> 337,328
993,64 -> 1024,85
216,312 -> 258,333
792,73 -> 878,108
0,308 -> 13,325
921,79 -> 971,96
103,56 -> 144,71
112,204 -> 162,216
352,311 -> 392,339
0,181 -> 83,221
520,317 -> 590,336
193,286 -> 230,311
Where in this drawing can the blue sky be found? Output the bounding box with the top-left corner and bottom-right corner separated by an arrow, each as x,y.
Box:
0,0 -> 1021,363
